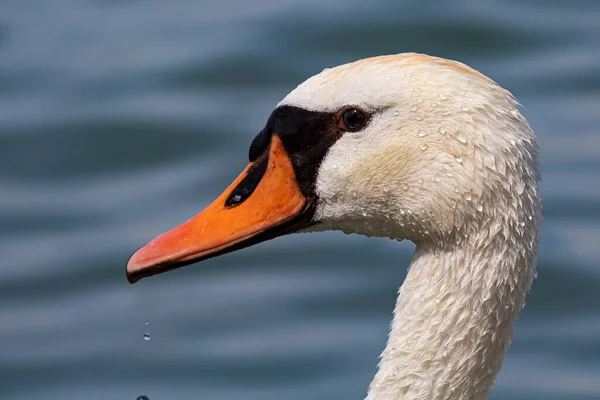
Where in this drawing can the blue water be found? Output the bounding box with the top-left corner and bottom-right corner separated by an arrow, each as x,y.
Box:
1,0 -> 600,399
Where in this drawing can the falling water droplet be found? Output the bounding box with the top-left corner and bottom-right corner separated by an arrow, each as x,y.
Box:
419,144 -> 428,151
353,147 -> 358,152
434,176 -> 441,182
143,321 -> 151,341
401,184 -> 409,191
476,204 -> 483,212
454,156 -> 463,164
394,111 -> 399,116
528,215 -> 533,221
411,105 -> 418,112
332,164 -> 338,169
438,93 -> 447,100
417,178 -> 423,184
520,221 -> 526,227
461,104 -> 469,112
418,131 -> 427,137
383,185 -> 389,193
465,193 -> 472,201
439,127 -> 447,135
430,102 -> 438,108
456,133 -> 468,144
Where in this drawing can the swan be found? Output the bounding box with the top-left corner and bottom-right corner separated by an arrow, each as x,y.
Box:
126,53 -> 541,400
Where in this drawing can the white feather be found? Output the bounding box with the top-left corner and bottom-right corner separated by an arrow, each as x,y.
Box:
282,53 -> 541,399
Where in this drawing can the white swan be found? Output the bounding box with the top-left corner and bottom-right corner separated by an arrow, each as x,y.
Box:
127,53 -> 541,400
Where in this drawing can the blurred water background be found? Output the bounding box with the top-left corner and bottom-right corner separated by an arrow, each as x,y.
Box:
1,0 -> 600,399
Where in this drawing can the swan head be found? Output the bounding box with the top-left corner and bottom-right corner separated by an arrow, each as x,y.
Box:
127,53 -> 540,282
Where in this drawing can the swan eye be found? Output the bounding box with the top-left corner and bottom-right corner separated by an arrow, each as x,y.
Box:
341,108 -> 367,131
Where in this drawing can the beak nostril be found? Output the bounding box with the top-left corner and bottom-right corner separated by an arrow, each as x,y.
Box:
225,156 -> 268,207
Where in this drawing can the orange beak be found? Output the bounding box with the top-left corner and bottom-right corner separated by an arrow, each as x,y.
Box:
126,135 -> 314,283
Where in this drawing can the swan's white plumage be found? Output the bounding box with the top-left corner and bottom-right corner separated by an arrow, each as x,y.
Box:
281,54 -> 541,399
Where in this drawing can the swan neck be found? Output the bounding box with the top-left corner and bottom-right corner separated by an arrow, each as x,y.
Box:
366,233 -> 537,400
